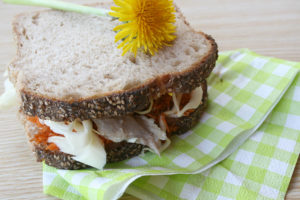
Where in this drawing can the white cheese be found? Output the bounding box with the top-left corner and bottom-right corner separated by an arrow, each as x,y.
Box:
159,115 -> 167,132
45,119 -> 106,170
164,86 -> 203,118
93,115 -> 169,155
159,137 -> 171,152
0,78 -> 17,110
43,115 -> 170,169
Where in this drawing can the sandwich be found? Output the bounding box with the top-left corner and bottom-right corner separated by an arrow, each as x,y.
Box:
6,3 -> 217,170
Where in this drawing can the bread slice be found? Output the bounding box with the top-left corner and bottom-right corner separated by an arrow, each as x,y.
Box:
9,3 -> 217,121
22,82 -> 208,169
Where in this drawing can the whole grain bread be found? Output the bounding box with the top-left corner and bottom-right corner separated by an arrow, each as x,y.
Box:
10,3 -> 217,122
22,82 -> 208,169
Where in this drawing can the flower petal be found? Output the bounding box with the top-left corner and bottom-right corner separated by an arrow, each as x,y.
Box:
111,0 -> 177,56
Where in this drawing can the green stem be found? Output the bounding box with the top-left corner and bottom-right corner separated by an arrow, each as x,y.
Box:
3,0 -> 111,17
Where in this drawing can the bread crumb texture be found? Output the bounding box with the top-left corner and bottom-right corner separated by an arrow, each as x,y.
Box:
9,6 -> 209,100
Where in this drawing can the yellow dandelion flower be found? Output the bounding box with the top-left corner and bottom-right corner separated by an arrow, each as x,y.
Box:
110,0 -> 177,56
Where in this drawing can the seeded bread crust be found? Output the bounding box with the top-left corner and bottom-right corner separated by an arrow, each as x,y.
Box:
22,114 -> 146,169
22,85 -> 208,170
13,1 -> 217,122
166,81 -> 208,135
20,36 -> 216,122
34,142 -> 145,170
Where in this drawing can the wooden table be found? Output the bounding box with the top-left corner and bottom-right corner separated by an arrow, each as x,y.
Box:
0,0 -> 299,199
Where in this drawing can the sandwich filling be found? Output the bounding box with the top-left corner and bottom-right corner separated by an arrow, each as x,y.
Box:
45,119 -> 106,170
0,79 -> 203,169
0,77 -> 17,109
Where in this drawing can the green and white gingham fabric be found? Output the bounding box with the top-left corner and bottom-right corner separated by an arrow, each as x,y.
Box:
43,49 -> 300,200
128,72 -> 300,200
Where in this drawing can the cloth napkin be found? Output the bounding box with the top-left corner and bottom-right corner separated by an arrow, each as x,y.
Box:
43,49 -> 300,200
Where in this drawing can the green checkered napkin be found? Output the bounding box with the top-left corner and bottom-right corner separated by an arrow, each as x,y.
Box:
43,49 -> 300,200
128,66 -> 300,200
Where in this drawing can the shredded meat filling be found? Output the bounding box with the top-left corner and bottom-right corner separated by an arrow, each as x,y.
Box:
27,92 -> 195,152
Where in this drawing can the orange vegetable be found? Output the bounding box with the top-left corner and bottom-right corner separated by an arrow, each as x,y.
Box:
27,116 -> 62,151
28,117 -> 110,151
146,92 -> 194,134
46,143 -> 59,151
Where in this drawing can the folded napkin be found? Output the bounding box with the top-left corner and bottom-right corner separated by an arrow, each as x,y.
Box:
43,49 -> 300,200
128,68 -> 300,200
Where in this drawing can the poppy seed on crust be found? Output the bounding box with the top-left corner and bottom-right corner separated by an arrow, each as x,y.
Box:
19,35 -> 217,122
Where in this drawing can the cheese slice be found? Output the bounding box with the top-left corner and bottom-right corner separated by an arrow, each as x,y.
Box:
43,115 -> 170,169
164,86 -> 203,118
0,78 -> 17,110
45,119 -> 106,169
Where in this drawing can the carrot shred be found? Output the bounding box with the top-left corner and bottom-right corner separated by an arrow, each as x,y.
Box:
28,116 -> 44,128
148,94 -> 173,116
46,143 -> 59,151
145,92 -> 194,134
160,113 -> 171,136
27,116 -> 62,151
183,109 -> 195,116
180,93 -> 192,109
28,116 -> 111,151
98,135 -> 113,145
145,94 -> 173,125
161,113 -> 169,131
